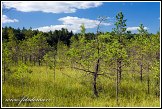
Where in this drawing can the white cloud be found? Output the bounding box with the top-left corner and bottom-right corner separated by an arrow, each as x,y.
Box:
33,16 -> 112,33
34,25 -> 78,33
58,16 -> 111,28
127,26 -> 148,31
2,2 -> 103,13
2,15 -> 19,23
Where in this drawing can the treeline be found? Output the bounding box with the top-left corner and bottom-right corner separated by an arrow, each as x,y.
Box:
2,25 -> 159,67
2,12 -> 160,104
2,26 -> 97,65
2,27 -> 74,47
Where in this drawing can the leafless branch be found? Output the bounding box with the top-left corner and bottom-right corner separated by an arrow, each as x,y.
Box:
72,67 -> 94,74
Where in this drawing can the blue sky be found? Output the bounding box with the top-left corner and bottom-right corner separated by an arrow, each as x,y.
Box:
2,1 -> 160,34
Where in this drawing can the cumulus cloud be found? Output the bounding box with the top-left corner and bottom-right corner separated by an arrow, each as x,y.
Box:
127,26 -> 148,31
33,16 -> 112,33
58,16 -> 111,28
2,15 -> 19,23
2,2 -> 103,13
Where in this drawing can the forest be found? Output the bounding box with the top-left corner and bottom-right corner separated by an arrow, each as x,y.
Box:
2,12 -> 160,107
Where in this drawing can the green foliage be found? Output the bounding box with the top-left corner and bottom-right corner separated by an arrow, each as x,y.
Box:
2,12 -> 160,107
11,62 -> 30,79
43,50 -> 56,69
113,12 -> 127,34
80,23 -> 86,36
151,61 -> 160,96
111,12 -> 128,60
68,33 -> 97,70
137,24 -> 148,35
2,43 -> 11,63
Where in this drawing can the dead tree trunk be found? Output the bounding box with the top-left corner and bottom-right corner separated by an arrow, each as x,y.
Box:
93,58 -> 99,97
25,56 -> 27,64
53,50 -> 57,81
147,77 -> 150,94
155,80 -> 159,97
116,59 -> 120,106
29,55 -> 32,63
3,57 -> 6,83
140,62 -> 143,82
118,58 -> 122,81
46,61 -> 48,74
22,56 -> 23,63
147,64 -> 150,94
38,57 -> 41,66
34,57 -> 36,66
140,54 -> 143,82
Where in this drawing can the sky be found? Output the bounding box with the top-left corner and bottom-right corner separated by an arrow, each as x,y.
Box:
1,1 -> 161,34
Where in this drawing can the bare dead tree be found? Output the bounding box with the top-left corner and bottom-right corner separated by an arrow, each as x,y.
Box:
71,16 -> 107,97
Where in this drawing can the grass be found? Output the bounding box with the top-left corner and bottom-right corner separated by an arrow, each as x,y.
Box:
2,66 -> 160,107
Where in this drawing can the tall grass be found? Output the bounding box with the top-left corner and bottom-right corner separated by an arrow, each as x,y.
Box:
2,66 -> 160,107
